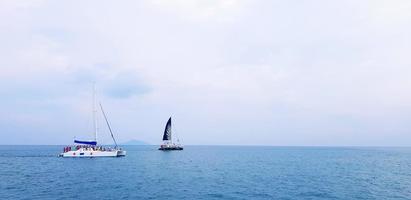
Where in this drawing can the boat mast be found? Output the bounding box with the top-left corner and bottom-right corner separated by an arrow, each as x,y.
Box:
93,83 -> 98,143
168,116 -> 172,144
170,116 -> 173,144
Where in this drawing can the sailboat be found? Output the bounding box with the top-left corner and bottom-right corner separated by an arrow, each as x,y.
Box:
159,117 -> 183,151
59,86 -> 126,157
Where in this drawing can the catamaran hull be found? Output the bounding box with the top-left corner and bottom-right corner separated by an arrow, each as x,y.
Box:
59,150 -> 126,157
158,147 -> 183,151
117,150 -> 126,157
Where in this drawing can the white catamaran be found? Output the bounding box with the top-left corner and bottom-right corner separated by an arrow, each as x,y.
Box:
59,86 -> 126,157
159,117 -> 183,151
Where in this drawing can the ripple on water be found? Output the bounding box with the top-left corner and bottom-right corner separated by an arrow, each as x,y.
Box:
0,146 -> 411,199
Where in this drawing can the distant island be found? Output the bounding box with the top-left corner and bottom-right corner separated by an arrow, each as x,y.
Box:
120,139 -> 150,145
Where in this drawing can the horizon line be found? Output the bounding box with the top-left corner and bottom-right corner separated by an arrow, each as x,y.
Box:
1,144 -> 410,148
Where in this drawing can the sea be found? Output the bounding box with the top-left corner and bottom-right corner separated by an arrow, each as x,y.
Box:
0,145 -> 411,200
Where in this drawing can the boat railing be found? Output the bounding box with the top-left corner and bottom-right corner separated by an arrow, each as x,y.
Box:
63,145 -> 122,153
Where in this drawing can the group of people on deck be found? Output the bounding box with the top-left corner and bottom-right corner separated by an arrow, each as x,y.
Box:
62,145 -> 113,153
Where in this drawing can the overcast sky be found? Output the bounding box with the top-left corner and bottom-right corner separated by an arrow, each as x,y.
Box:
1,0 -> 410,145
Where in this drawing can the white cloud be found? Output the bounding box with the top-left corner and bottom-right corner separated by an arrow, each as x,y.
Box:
0,0 -> 410,145
149,0 -> 248,22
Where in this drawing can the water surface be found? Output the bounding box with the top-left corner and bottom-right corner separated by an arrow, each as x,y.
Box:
0,145 -> 410,199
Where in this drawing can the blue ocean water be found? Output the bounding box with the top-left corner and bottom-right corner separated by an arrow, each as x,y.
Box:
1,146 -> 411,199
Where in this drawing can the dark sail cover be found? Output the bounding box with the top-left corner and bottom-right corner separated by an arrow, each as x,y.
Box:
162,117 -> 172,141
74,140 -> 97,145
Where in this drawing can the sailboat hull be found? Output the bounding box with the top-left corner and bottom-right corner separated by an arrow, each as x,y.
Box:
158,146 -> 183,151
117,150 -> 127,156
59,149 -> 126,157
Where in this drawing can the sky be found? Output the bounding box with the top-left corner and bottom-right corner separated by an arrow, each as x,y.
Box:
0,0 -> 411,145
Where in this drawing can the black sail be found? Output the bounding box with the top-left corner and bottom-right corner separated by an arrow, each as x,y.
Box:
162,117 -> 172,141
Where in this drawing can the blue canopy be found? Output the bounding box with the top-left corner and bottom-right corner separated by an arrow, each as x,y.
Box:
74,140 -> 97,145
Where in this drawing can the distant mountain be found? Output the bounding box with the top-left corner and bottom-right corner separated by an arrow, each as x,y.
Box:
120,139 -> 150,145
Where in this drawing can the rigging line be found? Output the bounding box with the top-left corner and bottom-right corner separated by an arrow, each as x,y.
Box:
172,116 -> 182,144
99,102 -> 118,148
